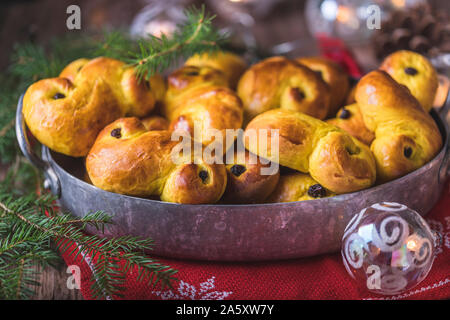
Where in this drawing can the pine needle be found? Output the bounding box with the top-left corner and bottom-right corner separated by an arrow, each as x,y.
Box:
96,5 -> 228,80
0,191 -> 178,300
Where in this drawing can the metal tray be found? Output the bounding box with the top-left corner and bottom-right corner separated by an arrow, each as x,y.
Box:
16,94 -> 450,261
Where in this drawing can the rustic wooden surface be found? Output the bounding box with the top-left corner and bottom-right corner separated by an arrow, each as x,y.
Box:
32,263 -> 84,300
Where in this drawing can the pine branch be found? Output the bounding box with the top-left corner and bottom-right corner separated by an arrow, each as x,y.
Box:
0,119 -> 14,138
94,30 -> 138,60
10,32 -> 100,82
0,192 -> 178,300
97,5 -> 228,80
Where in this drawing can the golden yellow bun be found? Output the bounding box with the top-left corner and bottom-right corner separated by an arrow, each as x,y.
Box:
244,109 -> 376,194
164,65 -> 228,113
145,73 -> 166,105
355,70 -> 442,182
164,65 -> 243,149
267,172 -> 334,203
296,57 -> 349,117
237,56 -> 331,123
346,85 -> 356,105
327,103 -> 375,146
168,86 -> 243,147
379,50 -> 438,112
221,150 -> 280,204
185,51 -> 247,89
23,77 -> 121,157
59,58 -> 90,82
23,57 -> 166,157
141,115 -> 169,131
83,170 -> 93,185
86,117 -> 227,204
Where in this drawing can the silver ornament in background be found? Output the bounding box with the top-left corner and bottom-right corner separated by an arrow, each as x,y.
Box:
129,0 -> 188,39
342,202 -> 440,295
305,0 -> 428,45
207,0 -> 286,55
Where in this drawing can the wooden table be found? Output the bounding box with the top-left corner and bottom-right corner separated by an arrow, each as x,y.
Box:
33,263 -> 84,300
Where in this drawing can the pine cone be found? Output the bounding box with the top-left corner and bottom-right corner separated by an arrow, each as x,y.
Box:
372,3 -> 449,59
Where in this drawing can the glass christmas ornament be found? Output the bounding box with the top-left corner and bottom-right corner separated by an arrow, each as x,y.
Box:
305,0 -> 428,45
207,0 -> 283,53
129,0 -> 188,39
342,202 -> 439,295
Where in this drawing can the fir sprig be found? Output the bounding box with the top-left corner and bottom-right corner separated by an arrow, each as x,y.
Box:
0,189 -> 177,300
97,5 -> 228,79
10,33 -> 99,82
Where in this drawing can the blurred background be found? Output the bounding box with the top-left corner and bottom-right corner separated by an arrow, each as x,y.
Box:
0,0 -> 449,73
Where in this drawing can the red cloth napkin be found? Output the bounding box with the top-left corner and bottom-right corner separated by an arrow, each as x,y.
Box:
61,180 -> 450,300
316,34 -> 363,78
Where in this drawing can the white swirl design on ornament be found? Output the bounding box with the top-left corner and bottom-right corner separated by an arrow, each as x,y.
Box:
407,235 -> 433,269
343,233 -> 365,269
341,251 -> 356,279
380,274 -> 408,294
372,215 -> 409,252
343,208 -> 366,240
371,202 -> 407,212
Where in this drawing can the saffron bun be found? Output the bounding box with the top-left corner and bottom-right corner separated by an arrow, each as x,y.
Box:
86,117 -> 227,204
164,65 -> 243,149
185,51 -> 247,89
296,56 -> 349,117
244,109 -> 376,194
23,57 -> 165,157
267,173 -> 334,203
379,50 -> 438,112
141,115 -> 170,131
326,103 -> 375,146
164,65 -> 228,114
345,85 -> 356,105
59,58 -> 90,82
237,56 -> 331,123
221,150 -> 280,204
354,70 -> 442,182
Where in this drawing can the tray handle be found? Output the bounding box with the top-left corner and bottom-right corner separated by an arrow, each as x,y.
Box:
436,75 -> 450,184
15,94 -> 61,198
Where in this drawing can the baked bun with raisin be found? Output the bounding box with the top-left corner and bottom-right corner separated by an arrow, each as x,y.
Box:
23,57 -> 165,157
164,65 -> 228,113
327,103 -> 375,146
244,109 -> 376,194
86,117 -> 227,204
185,51 -> 247,89
355,70 -> 442,182
141,115 -> 169,131
267,173 -> 334,203
221,150 -> 280,204
59,58 -> 90,82
237,56 -> 331,123
379,50 -> 438,112
296,56 -> 349,117
164,65 -> 243,149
